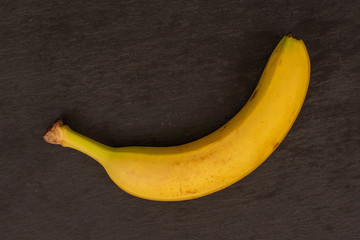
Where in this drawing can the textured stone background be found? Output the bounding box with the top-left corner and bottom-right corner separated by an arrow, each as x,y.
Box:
0,0 -> 359,239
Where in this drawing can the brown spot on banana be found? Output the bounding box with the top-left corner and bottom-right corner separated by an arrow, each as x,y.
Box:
273,142 -> 280,150
249,90 -> 258,101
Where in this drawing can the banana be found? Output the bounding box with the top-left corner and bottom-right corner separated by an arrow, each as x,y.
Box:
44,34 -> 310,201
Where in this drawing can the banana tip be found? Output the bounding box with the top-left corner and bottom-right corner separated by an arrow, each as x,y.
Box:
286,33 -> 300,40
43,120 -> 64,145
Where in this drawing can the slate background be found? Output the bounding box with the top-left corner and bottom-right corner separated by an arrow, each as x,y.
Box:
0,0 -> 359,239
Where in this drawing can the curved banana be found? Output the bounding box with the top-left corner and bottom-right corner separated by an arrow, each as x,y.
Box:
44,34 -> 310,201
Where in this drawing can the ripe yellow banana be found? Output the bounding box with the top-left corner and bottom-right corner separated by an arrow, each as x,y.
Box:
44,34 -> 310,201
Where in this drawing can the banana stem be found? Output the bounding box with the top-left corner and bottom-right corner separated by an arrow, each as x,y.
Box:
44,120 -> 114,164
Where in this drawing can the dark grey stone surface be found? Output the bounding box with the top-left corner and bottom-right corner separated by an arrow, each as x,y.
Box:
0,0 -> 359,239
